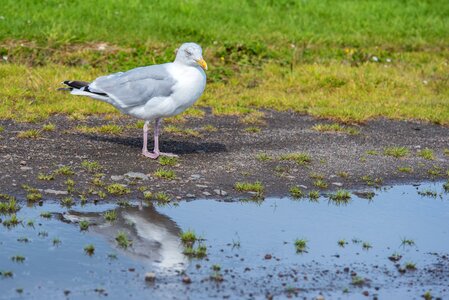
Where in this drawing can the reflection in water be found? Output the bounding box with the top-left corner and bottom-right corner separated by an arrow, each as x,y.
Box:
59,203 -> 188,272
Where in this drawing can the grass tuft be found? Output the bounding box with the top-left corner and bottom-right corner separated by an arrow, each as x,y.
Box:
115,231 -> 132,249
158,156 -> 178,166
154,168 -> 176,180
294,239 -> 308,253
17,129 -> 41,139
417,148 -> 435,160
280,152 -> 311,165
384,147 -> 409,158
289,186 -> 304,199
312,123 -> 359,135
107,184 -> 130,195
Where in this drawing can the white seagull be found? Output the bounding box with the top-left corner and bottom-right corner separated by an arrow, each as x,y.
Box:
61,42 -> 207,159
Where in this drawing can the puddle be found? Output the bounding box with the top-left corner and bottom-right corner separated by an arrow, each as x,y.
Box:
1,182 -> 449,299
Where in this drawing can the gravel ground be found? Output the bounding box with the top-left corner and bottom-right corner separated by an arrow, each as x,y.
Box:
0,110 -> 448,201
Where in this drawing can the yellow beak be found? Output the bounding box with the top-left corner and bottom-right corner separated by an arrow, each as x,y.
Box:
197,58 -> 208,70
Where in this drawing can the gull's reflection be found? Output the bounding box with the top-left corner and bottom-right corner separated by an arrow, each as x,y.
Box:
60,203 -> 188,272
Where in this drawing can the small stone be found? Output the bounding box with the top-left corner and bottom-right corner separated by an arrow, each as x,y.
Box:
196,184 -> 208,189
332,182 -> 343,187
20,160 -> 27,166
316,295 -> 325,300
202,191 -> 212,196
213,189 -> 228,196
362,291 -> 369,297
124,172 -> 148,180
264,254 -> 272,260
20,166 -> 32,171
182,276 -> 192,284
186,193 -> 196,198
145,272 -> 156,282
111,175 -> 124,181
190,174 -> 201,180
299,185 -> 307,189
44,189 -> 69,196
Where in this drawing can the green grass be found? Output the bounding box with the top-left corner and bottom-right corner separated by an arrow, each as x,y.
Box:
312,123 -> 359,135
42,123 -> 55,131
234,181 -> 264,194
76,124 -> 123,135
164,125 -> 201,137
55,165 -> 75,175
115,231 -> 132,249
106,184 -> 130,195
0,197 -> 20,214
180,230 -> 197,244
289,186 -> 304,199
154,192 -> 171,203
81,160 -> 102,172
2,214 -> 21,227
38,172 -> 54,181
397,166 -> 413,173
40,211 -> 51,219
84,244 -> 95,255
158,156 -> 178,167
417,148 -> 435,160
0,1 -> 448,124
294,239 -> 308,253
280,153 -> 311,165
329,189 -> 351,203
104,210 -> 117,222
384,147 -> 409,158
154,168 -> 176,180
11,255 -> 25,263
17,129 -> 41,138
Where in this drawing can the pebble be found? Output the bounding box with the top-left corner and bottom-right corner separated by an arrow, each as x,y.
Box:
44,189 -> 69,196
190,174 -> 201,180
124,172 -> 149,180
20,160 -> 27,166
202,191 -> 212,196
111,175 -> 124,181
332,182 -> 343,187
20,166 -> 32,171
144,272 -> 156,282
299,185 -> 308,189
316,295 -> 325,300
196,184 -> 208,189
182,276 -> 192,284
213,189 -> 228,196
186,193 -> 196,198
264,254 -> 272,260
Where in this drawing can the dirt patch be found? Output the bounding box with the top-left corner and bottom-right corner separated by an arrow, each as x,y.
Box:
0,110 -> 448,201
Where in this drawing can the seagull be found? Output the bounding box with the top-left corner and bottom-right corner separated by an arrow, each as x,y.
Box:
61,42 -> 207,159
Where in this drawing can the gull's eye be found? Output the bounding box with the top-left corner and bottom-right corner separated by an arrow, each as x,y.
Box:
184,49 -> 193,56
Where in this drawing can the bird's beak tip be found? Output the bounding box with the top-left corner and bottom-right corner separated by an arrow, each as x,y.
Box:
197,58 -> 208,71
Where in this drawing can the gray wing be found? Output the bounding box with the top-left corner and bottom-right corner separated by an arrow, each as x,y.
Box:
89,63 -> 176,108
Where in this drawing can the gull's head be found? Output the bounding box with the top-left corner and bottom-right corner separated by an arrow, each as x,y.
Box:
175,42 -> 207,70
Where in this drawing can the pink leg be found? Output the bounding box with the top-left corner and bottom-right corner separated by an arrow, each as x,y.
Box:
142,119 -> 178,159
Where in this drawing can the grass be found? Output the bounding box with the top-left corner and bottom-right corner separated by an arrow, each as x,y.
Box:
351,276 -> 365,286
313,179 -> 328,189
42,123 -> 55,131
401,238 -> 415,247
115,231 -> 132,249
11,255 -> 25,263
79,220 -> 89,231
53,238 -> 61,246
154,168 -> 176,180
17,129 -> 41,138
418,148 -> 435,160
0,271 -> 13,278
362,242 -> 372,250
280,153 -> 311,165
40,211 -> 51,219
244,126 -> 261,133
0,198 -> 20,214
338,239 -> 347,247
0,1 -> 448,124
104,210 -> 117,222
308,190 -> 320,201
312,123 -> 359,135
38,172 -> 54,181
294,239 -> 308,253
81,160 -> 102,172
2,214 -> 21,227
256,153 -> 271,161
55,165 -> 75,175
84,244 -> 95,255
164,125 -> 201,137
384,147 -> 409,158
106,184 -> 130,195
405,262 -> 417,270
61,197 -> 74,208
158,156 -> 178,166
76,124 -> 123,135
289,186 -> 304,199
397,166 -> 413,173
180,230 -> 197,244
154,192 -> 171,203
183,244 -> 207,258
234,181 -> 264,195
329,189 -> 351,203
